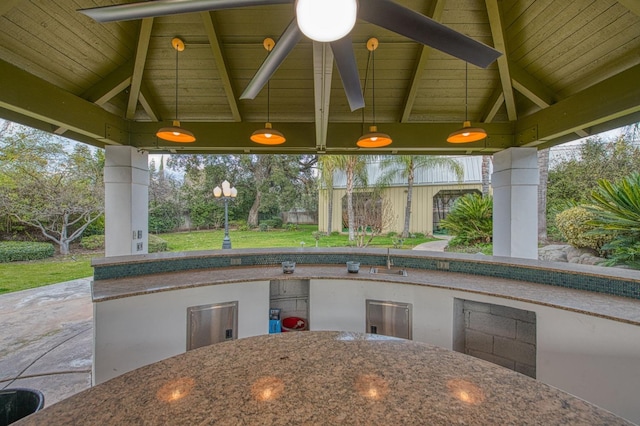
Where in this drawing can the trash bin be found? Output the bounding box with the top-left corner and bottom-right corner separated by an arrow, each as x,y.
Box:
0,388 -> 44,426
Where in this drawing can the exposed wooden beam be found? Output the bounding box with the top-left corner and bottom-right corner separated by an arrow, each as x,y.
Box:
126,18 -> 153,120
0,0 -> 21,17
486,0 -> 517,121
313,42 -> 333,152
481,89 -> 504,123
130,120 -> 513,155
617,0 -> 640,16
0,59 -> 128,146
201,12 -> 241,122
139,83 -> 160,122
516,64 -> 640,146
510,62 -> 589,138
400,0 -> 446,123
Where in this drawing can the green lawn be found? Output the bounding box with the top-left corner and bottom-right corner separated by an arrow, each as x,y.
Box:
1,226 -> 437,295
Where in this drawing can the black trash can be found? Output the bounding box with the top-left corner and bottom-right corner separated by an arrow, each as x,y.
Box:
0,388 -> 45,426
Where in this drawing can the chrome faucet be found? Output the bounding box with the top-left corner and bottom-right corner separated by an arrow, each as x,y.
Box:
387,248 -> 393,269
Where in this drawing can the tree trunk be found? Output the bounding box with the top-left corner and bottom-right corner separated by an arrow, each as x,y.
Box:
402,160 -> 414,238
538,148 -> 550,242
347,157 -> 355,241
326,188 -> 333,234
481,155 -> 492,196
248,190 -> 261,227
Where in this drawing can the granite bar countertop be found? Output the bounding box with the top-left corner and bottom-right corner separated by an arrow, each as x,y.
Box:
92,265 -> 640,326
17,331 -> 631,425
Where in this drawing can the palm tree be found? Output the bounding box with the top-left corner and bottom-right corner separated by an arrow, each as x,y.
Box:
317,156 -> 339,234
334,155 -> 368,241
380,155 -> 463,238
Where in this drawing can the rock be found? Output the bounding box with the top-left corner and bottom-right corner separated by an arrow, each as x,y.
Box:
538,245 -> 570,262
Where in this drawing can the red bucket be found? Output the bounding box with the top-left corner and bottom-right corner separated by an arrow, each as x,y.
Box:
281,317 -> 307,332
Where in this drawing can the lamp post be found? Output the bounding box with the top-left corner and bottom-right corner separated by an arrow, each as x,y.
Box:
213,180 -> 237,249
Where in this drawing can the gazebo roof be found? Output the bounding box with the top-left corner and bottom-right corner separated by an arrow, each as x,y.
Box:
0,1 -> 639,155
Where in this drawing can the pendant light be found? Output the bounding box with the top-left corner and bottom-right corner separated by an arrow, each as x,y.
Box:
250,38 -> 286,145
156,37 -> 196,143
447,62 -> 486,143
357,38 -> 392,148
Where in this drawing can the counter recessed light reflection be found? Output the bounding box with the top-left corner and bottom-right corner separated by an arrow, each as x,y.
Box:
251,376 -> 285,402
446,379 -> 485,405
355,374 -> 389,401
157,377 -> 195,403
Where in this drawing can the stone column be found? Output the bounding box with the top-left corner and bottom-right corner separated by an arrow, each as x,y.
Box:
104,146 -> 149,257
492,148 -> 539,259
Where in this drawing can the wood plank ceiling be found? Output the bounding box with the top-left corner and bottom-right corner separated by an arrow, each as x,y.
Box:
0,0 -> 639,155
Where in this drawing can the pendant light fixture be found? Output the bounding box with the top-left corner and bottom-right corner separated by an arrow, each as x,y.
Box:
357,38 -> 392,148
250,38 -> 286,145
156,37 -> 196,143
447,62 -> 487,143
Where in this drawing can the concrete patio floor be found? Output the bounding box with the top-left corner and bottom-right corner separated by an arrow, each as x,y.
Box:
0,237 -> 451,409
0,278 -> 93,408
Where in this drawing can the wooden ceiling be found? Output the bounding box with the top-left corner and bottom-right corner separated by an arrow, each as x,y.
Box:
0,0 -> 639,155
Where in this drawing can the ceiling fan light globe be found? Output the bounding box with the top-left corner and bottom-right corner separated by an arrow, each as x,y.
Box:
296,0 -> 357,42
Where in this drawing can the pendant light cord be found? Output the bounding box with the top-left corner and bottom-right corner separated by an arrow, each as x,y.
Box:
465,61 -> 468,122
361,48 -> 373,134
267,79 -> 270,123
175,46 -> 179,121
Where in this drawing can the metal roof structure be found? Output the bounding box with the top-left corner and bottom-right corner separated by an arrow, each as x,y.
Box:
0,1 -> 639,155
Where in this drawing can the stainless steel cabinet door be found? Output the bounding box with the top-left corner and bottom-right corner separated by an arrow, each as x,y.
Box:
187,301 -> 238,350
366,299 -> 412,340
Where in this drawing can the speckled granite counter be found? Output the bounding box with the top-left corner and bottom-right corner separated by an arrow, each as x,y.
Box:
92,264 -> 640,326
17,331 -> 630,425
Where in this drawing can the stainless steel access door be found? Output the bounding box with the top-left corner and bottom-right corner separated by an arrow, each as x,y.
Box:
187,301 -> 238,351
366,299 -> 412,340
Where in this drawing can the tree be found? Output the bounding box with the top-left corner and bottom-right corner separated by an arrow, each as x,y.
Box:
148,157 -> 183,233
481,155 -> 492,197
380,155 -> 463,238
334,155 -> 368,241
0,126 -> 104,254
547,135 -> 640,239
317,156 -> 340,234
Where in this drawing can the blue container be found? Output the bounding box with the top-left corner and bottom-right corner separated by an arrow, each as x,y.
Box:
269,319 -> 281,334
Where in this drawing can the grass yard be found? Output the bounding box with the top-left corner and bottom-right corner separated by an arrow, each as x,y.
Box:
1,226 -> 437,294
0,254 -> 95,295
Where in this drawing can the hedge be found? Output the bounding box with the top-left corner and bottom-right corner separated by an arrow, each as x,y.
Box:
0,241 -> 55,263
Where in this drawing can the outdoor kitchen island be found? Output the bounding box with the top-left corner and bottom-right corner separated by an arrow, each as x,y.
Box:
18,331 -> 631,425
83,248 -> 640,423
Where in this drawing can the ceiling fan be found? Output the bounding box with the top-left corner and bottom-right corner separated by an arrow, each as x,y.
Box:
80,0 -> 502,112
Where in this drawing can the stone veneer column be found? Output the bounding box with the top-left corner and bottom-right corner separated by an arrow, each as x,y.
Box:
492,148 -> 539,259
104,146 -> 149,257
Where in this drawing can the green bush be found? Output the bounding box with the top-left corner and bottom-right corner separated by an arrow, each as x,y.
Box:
555,206 -> 613,251
270,216 -> 283,228
259,223 -> 269,232
80,235 -> 105,250
0,241 -> 55,262
148,234 -> 168,253
440,194 -> 493,246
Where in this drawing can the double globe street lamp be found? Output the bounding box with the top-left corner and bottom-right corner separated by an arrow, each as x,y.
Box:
213,180 -> 237,249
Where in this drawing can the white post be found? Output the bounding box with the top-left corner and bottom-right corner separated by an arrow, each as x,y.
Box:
104,146 -> 149,257
492,148 -> 539,259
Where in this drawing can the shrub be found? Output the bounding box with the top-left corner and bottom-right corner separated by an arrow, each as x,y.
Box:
148,234 -> 168,253
286,223 -> 298,231
81,235 -> 105,250
259,223 -> 269,232
412,232 -> 425,239
0,241 -> 55,262
555,206 -> 613,252
440,194 -> 493,246
269,216 -> 283,228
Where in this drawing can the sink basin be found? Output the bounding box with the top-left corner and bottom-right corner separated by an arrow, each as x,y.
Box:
369,267 -> 408,277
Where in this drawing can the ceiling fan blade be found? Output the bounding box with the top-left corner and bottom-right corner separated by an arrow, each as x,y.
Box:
359,0 -> 501,68
330,36 -> 364,112
79,0 -> 292,23
240,19 -> 302,100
